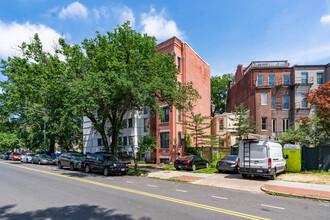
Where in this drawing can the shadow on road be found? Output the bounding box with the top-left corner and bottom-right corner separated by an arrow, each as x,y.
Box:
223,174 -> 270,181
0,204 -> 151,220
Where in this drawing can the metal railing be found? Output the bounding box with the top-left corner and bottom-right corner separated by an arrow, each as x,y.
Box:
293,77 -> 314,85
244,60 -> 288,75
295,102 -> 310,109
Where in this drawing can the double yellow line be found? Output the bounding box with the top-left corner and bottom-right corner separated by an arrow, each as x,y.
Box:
1,161 -> 270,220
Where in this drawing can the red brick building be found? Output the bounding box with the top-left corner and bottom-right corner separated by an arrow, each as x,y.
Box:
226,61 -> 292,137
150,37 -> 211,164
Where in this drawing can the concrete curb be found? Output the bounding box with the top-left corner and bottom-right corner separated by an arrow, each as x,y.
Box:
260,186 -> 330,201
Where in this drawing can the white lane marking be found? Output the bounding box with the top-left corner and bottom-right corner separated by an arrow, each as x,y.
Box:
126,181 -> 134,183
212,196 -> 228,200
176,189 -> 187,193
147,184 -> 158,188
261,204 -> 285,210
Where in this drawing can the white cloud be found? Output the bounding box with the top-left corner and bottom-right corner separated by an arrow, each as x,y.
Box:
93,8 -> 100,20
140,7 -> 184,41
0,20 -> 62,58
321,14 -> 330,24
119,6 -> 135,27
59,2 -> 88,20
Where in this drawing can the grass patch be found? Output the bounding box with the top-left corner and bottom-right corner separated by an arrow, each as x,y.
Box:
159,165 -> 176,170
127,169 -> 150,176
148,176 -> 189,184
298,170 -> 330,175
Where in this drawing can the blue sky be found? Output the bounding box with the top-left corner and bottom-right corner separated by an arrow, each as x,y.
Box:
1,0 -> 330,82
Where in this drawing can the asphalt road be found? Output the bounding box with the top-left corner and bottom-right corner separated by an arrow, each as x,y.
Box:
0,161 -> 329,220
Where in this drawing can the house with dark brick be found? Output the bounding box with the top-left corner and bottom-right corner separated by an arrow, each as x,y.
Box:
226,61 -> 292,137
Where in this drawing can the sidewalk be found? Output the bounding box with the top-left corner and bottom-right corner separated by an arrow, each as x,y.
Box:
261,181 -> 330,201
144,168 -> 330,201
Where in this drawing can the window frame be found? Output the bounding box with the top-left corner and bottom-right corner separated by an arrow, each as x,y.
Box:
283,95 -> 290,110
301,72 -> 308,84
160,132 -> 170,148
261,93 -> 267,105
271,95 -> 275,110
128,118 -> 133,128
283,119 -> 289,132
301,93 -> 308,108
97,138 -> 104,146
317,72 -> 324,85
161,107 -> 170,123
283,75 -> 290,85
257,75 -> 263,86
218,119 -> 224,131
261,117 -> 267,131
268,75 -> 275,86
271,119 -> 276,133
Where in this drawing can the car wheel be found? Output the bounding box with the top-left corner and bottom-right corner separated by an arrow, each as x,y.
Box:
283,165 -> 287,174
271,170 -> 276,180
57,162 -> 62,169
205,163 -> 209,169
192,164 -> 196,171
85,165 -> 91,173
70,163 -> 75,171
218,169 -> 223,173
104,167 -> 109,176
176,168 -> 181,170
242,174 -> 248,178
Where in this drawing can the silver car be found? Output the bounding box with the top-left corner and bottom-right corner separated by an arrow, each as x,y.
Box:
21,153 -> 36,163
32,154 -> 54,165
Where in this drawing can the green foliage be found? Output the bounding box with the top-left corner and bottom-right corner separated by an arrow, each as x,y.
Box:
279,116 -> 327,146
134,134 -> 157,172
210,151 -> 225,168
59,22 -> 199,156
230,103 -> 256,145
211,74 -> 235,115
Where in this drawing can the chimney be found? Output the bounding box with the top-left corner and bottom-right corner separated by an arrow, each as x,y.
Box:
235,64 -> 244,82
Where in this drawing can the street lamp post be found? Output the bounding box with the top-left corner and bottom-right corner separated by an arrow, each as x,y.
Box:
23,107 -> 47,155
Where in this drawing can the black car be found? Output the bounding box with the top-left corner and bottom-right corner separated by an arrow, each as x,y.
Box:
174,155 -> 209,171
84,153 -> 129,176
216,155 -> 239,173
57,153 -> 86,171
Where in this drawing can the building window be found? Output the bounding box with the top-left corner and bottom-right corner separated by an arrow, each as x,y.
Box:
301,93 -> 308,108
261,93 -> 267,105
317,72 -> 324,85
257,75 -> 263,86
271,95 -> 275,110
177,57 -> 181,72
160,132 -> 169,148
118,137 -> 123,146
283,119 -> 289,132
272,119 -> 276,133
128,118 -> 133,128
269,75 -> 275,86
161,107 -> 169,123
123,136 -> 128,146
218,119 -> 224,130
283,96 -> 289,110
301,72 -> 308,84
262,117 -> 267,131
177,109 -> 181,122
144,118 -> 149,132
283,75 -> 290,85
178,131 -> 181,149
129,136 -> 133,145
160,158 -> 169,164
97,138 -> 104,146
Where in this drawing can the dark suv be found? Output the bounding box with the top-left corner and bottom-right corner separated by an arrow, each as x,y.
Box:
57,153 -> 86,171
84,153 -> 129,176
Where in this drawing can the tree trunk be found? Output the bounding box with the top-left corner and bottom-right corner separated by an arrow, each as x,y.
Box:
50,137 -> 55,153
88,115 -> 110,152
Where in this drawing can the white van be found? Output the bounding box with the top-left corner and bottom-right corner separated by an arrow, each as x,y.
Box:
238,139 -> 286,180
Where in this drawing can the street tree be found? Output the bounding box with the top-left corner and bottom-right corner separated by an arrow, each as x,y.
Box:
211,74 -> 235,116
134,134 -> 157,172
305,81 -> 330,137
230,103 -> 256,144
60,22 -> 199,156
0,34 -> 82,153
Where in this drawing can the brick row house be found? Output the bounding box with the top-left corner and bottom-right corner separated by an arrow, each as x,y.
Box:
226,61 -> 329,137
83,37 -> 211,164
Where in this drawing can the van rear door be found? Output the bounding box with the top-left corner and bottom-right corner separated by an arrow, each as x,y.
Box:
248,142 -> 268,170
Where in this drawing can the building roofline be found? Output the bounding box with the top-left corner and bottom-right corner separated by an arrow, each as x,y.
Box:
293,64 -> 326,68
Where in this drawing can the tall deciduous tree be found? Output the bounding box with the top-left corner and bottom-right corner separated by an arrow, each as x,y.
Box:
230,103 -> 256,144
1,34 -> 82,153
211,73 -> 235,116
60,22 -> 199,156
305,81 -> 330,137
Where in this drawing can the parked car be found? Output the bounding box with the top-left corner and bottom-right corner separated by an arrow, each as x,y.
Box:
84,153 -> 129,176
1,152 -> 11,160
174,155 -> 209,171
57,153 -> 86,171
32,154 -> 54,165
21,153 -> 36,163
9,152 -> 21,161
238,139 -> 286,180
216,155 -> 239,173
117,152 -> 134,164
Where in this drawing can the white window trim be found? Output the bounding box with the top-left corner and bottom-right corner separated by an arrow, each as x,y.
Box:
261,93 -> 267,105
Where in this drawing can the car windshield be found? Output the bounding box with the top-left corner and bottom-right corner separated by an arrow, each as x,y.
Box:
27,154 -> 35,156
103,155 -> 119,161
222,156 -> 237,161
72,155 -> 86,160
41,155 -> 51,159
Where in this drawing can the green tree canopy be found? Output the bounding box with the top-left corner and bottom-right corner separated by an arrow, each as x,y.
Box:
211,73 -> 235,116
59,22 -> 199,156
